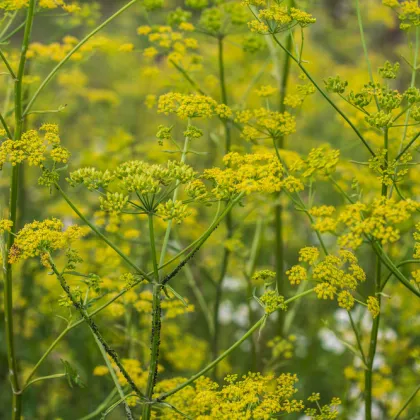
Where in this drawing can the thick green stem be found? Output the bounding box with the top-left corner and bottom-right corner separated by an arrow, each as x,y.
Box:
365,128 -> 388,419
3,2 -> 35,418
212,36 -> 233,372
275,27 -> 293,305
143,215 -> 162,420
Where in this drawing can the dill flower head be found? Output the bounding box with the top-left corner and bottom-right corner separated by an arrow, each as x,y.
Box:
252,269 -> 276,286
337,198 -> 419,249
247,3 -> 316,34
155,372 -> 307,419
68,159 -> 200,220
288,248 -> 365,311
0,219 -> 13,234
8,218 -> 86,265
204,152 -> 286,199
0,0 -> 80,11
236,107 -> 296,142
260,290 -> 287,313
158,92 -> 232,119
0,125 -> 70,171
367,296 -> 380,318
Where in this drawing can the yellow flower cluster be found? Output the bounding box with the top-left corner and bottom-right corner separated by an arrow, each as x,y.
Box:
247,3 -> 316,34
27,35 -> 132,62
251,269 -> 276,286
413,223 -> 420,259
260,290 -> 287,314
0,0 -> 79,11
158,92 -> 232,119
235,108 -> 296,142
156,372 -> 306,419
93,358 -> 148,391
204,152 -> 291,199
287,249 -> 365,311
69,159 -> 197,217
310,206 -> 337,233
0,219 -> 13,234
0,125 -> 70,169
137,24 -> 199,65
367,296 -> 380,318
337,198 -> 419,249
383,0 -> 420,30
8,218 -> 86,265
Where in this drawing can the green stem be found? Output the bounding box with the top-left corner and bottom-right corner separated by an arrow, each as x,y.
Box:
158,126 -> 191,275
23,0 -> 139,116
156,288 -> 315,402
54,182 -> 152,282
364,256 -> 381,420
355,0 -> 380,110
23,373 -> 66,390
157,316 -> 267,402
3,2 -> 35,418
271,34 -> 375,157
92,333 -> 133,420
143,215 -> 162,420
366,127 -> 388,419
78,389 -> 119,420
348,311 -> 367,365
0,48 -> 16,79
392,384 -> 420,420
21,199 -> 236,384
212,36 -> 233,374
274,28 -> 293,301
48,256 -> 145,401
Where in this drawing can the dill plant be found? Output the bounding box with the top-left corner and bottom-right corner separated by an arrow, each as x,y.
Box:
0,0 -> 419,419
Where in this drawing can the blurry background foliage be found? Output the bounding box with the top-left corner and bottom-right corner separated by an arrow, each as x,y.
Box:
0,0 -> 419,419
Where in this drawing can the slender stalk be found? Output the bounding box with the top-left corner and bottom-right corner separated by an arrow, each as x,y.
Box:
21,198 -> 236,384
78,389 -> 119,420
157,316 -> 267,402
271,34 -> 375,157
48,256 -> 145,401
274,27 -> 293,302
392,384 -> 420,420
158,125 -> 191,275
23,0 -> 139,116
365,127 -> 389,419
355,0 -> 380,110
396,28 -> 419,158
3,2 -> 35,418
395,131 -> 420,162
92,333 -> 133,420
143,215 -> 162,420
348,311 -> 366,365
23,373 -> 66,390
156,288 -> 315,402
0,10 -> 17,40
54,182 -> 153,282
0,48 -> 16,79
212,36 -> 233,374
